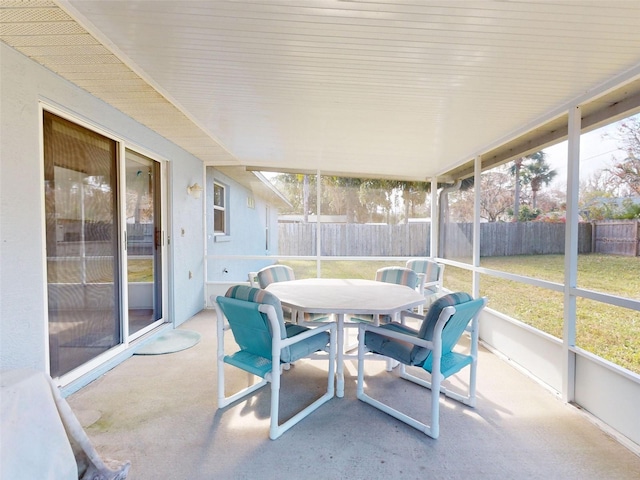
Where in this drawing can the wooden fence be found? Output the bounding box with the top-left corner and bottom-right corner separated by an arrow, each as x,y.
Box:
443,222 -> 593,257
279,222 -> 431,256
592,220 -> 640,256
278,221 -> 638,257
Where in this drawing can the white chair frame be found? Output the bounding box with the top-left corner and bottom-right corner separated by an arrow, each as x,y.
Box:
247,271 -> 259,287
216,302 -> 336,440
356,297 -> 486,439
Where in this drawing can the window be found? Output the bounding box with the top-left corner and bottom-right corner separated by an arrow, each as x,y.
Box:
269,172 -> 431,278
440,181 -> 474,293
575,113 -> 640,373
477,148 -> 566,337
213,182 -> 226,234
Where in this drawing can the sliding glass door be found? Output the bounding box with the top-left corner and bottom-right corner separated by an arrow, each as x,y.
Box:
44,111 -> 166,379
44,111 -> 121,378
125,149 -> 163,337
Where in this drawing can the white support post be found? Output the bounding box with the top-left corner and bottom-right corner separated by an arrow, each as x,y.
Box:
316,169 -> 322,278
473,156 -> 482,298
563,106 -> 581,403
430,177 -> 438,258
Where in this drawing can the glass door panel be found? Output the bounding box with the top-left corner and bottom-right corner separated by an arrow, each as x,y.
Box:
125,149 -> 163,336
44,111 -> 121,378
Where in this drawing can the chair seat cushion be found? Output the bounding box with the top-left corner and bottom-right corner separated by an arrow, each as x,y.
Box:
365,324 -> 474,375
283,324 -> 330,363
365,292 -> 476,368
224,350 -> 272,378
365,323 -> 423,366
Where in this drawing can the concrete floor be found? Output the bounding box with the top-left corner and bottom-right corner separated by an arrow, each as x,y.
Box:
68,309 -> 640,480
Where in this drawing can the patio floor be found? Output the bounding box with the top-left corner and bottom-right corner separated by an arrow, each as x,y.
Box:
67,309 -> 640,480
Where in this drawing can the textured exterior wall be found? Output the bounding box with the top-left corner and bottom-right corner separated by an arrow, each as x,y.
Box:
0,43 -> 204,373
205,167 -> 278,285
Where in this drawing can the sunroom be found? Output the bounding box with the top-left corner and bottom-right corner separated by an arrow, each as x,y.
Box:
1,1 -> 639,475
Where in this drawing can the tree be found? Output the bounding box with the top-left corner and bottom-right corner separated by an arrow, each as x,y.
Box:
272,173 -> 318,218
447,168 -> 512,222
322,176 -> 363,222
579,169 -> 619,220
517,205 -> 541,222
302,174 -> 309,223
509,156 -> 525,220
271,173 -> 430,224
605,115 -> 640,196
479,169 -> 515,222
614,199 -> 640,219
520,151 -> 557,210
389,180 -> 430,224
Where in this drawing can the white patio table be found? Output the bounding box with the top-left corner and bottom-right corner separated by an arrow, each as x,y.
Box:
265,278 -> 425,397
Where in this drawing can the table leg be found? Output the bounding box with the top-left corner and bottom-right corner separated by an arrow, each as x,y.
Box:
336,313 -> 345,398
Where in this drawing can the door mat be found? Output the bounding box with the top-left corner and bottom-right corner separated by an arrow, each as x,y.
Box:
134,330 -> 201,355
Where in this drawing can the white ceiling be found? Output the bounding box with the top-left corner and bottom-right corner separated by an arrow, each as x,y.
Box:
5,1 -> 640,181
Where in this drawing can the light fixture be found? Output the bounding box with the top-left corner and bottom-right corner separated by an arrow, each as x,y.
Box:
187,183 -> 203,199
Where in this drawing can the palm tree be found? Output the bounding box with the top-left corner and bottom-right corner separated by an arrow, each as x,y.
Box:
510,151 -> 549,218
521,152 -> 557,210
509,156 -> 525,220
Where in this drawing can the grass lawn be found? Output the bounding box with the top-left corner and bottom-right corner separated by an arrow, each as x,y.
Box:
49,254 -> 639,374
48,258 -> 154,283
282,255 -> 640,375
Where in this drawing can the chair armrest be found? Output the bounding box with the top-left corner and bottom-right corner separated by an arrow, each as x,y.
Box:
362,304 -> 458,350
258,304 -> 335,348
282,322 -> 335,348
358,323 -> 434,350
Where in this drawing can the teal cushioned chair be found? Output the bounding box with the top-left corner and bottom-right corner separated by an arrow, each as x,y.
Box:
216,285 -> 336,440
406,258 -> 445,313
349,266 -> 419,326
256,264 -> 304,322
257,264 -> 329,326
356,292 -> 487,439
256,264 -> 295,288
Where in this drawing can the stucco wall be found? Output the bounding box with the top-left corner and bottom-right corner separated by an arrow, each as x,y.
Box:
205,167 -> 278,284
170,158 -> 206,325
0,43 -> 204,372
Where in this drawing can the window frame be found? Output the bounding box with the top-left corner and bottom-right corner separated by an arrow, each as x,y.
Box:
213,181 -> 228,236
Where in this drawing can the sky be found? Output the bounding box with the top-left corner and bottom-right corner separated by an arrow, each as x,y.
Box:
543,115 -> 636,189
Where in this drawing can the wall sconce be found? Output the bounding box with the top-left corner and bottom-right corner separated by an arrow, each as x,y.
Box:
187,183 -> 203,199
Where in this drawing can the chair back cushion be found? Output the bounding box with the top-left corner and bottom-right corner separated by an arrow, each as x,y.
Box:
257,265 -> 295,288
410,292 -> 474,365
375,266 -> 418,288
224,285 -> 286,340
222,285 -> 325,364
406,259 -> 441,293
406,259 -> 431,275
